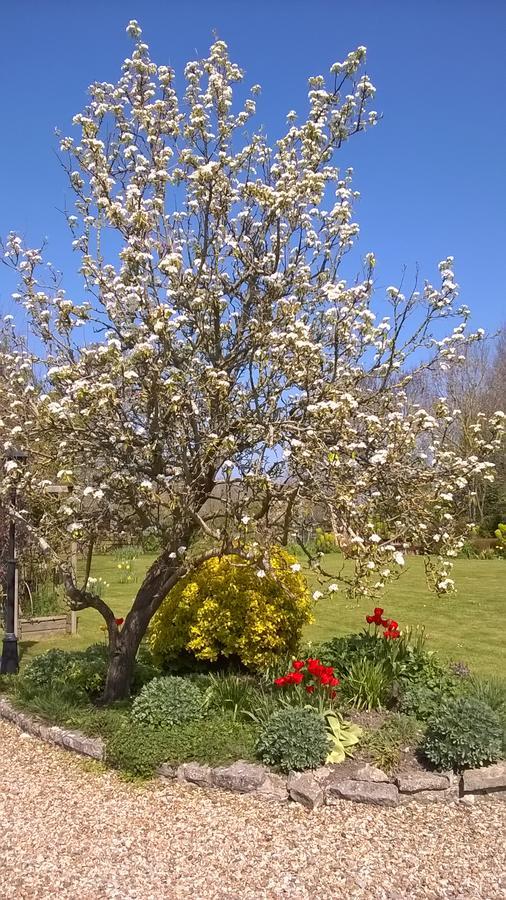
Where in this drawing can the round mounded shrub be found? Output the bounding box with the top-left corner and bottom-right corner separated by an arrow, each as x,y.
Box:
256,706 -> 330,773
423,696 -> 503,771
148,548 -> 313,670
131,676 -> 204,728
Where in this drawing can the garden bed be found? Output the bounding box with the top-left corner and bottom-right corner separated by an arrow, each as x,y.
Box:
19,614 -> 72,639
1,696 -> 505,809
1,601 -> 505,810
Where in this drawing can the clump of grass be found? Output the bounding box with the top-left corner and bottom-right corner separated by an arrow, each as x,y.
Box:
361,714 -> 423,773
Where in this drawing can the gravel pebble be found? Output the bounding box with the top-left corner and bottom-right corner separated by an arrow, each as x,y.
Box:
0,720 -> 505,899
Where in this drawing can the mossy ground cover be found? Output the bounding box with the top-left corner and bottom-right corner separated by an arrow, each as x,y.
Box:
15,552 -> 505,678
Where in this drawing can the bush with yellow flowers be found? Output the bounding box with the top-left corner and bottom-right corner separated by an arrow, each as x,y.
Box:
148,548 -> 313,670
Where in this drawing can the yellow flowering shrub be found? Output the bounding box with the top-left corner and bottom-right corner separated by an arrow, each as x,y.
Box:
148,549 -> 313,670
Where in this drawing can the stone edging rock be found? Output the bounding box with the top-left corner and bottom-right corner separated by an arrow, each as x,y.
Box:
1,696 -> 505,809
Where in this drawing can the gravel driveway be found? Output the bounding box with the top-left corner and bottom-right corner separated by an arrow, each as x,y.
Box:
0,720 -> 504,899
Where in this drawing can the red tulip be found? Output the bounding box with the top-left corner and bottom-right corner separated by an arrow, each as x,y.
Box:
292,660 -> 305,670
115,617 -> 124,626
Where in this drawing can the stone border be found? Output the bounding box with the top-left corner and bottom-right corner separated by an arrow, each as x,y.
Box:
1,697 -> 505,809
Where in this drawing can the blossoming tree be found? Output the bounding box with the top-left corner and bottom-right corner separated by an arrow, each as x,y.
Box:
1,22 -> 503,699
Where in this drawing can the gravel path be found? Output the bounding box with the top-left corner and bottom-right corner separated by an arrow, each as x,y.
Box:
0,720 -> 505,899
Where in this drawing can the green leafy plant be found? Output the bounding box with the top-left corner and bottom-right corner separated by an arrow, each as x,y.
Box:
203,673 -> 261,722
465,676 -> 506,716
21,646 -> 108,700
340,657 -> 390,710
325,711 -> 362,763
362,714 -> 422,772
255,706 -> 330,772
106,714 -> 258,778
399,670 -> 463,721
319,619 -> 437,690
23,579 -> 65,617
131,675 -> 204,728
423,697 -> 503,771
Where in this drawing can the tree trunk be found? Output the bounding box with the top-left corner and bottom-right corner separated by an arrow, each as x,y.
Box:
101,557 -> 184,701
103,630 -> 142,702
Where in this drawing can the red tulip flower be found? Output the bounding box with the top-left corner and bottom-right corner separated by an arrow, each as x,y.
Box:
115,617 -> 124,626
292,660 -> 305,670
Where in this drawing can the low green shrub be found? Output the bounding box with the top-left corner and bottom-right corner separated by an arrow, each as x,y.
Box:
362,714 -> 422,772
21,646 -> 108,700
256,706 -> 330,772
131,676 -> 204,728
106,714 -> 259,778
399,671 -> 463,722
19,645 -> 159,703
423,697 -> 503,771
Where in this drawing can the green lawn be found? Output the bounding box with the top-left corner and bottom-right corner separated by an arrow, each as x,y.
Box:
17,553 -> 505,678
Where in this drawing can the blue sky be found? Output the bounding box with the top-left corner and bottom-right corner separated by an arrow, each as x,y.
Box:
1,0 -> 505,333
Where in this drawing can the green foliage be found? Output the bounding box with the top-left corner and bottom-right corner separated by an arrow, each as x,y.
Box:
494,523 -> 506,543
463,676 -> 506,750
131,675 -> 204,728
325,711 -> 362,763
319,625 -> 433,684
21,646 -> 108,700
399,670 -> 463,722
465,676 -> 506,717
423,697 -> 503,771
113,545 -> 142,561
149,547 -> 312,670
340,658 -> 391,710
493,524 -> 506,557
106,715 -> 259,778
202,673 -> 262,722
19,644 -> 159,703
24,579 -> 65,617
313,528 -> 337,554
362,714 -> 422,773
256,706 -> 330,772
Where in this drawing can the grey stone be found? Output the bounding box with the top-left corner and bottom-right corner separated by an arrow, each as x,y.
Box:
354,764 -> 391,783
395,772 -> 449,793
326,776 -> 399,807
255,773 -> 289,802
400,786 -> 459,805
462,761 -> 506,794
157,764 -> 177,780
60,730 -> 104,760
287,772 -> 324,810
48,726 -> 66,747
177,763 -> 212,787
212,761 -> 267,793
312,766 -> 333,785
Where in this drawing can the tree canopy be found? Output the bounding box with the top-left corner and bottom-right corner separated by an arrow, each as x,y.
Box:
1,22 -> 503,698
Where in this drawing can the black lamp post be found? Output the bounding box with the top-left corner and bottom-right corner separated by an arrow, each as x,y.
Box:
1,448 -> 27,675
